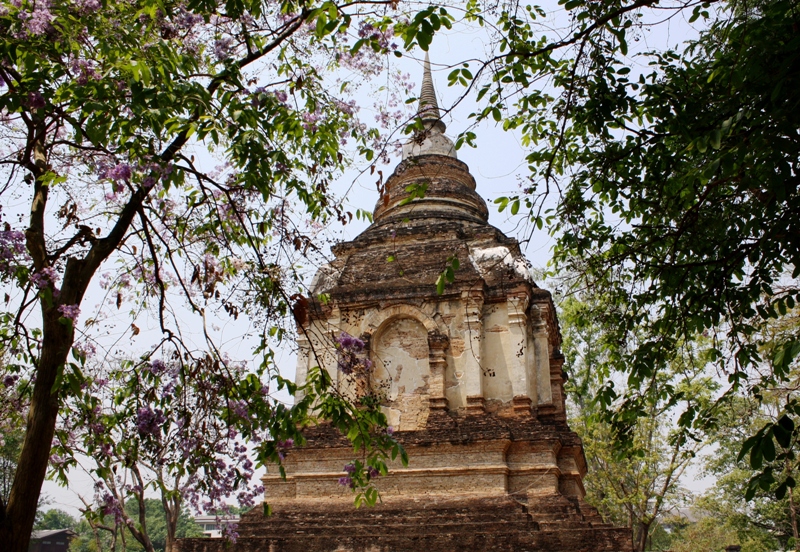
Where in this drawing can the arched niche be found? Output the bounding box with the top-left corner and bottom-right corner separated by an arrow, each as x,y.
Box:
363,303 -> 446,336
371,315 -> 432,431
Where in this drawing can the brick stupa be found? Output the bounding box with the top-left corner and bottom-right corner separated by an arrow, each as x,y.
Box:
178,55 -> 633,552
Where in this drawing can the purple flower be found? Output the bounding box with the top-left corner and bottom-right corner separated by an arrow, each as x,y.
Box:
31,266 -> 58,289
0,227 -> 28,276
100,492 -> 125,524
301,111 -> 320,132
275,90 -> 288,103
20,5 -> 54,36
338,476 -> 354,488
27,91 -> 45,109
107,163 -> 132,181
136,405 -> 166,436
336,332 -> 371,375
2,374 -> 19,387
343,462 -> 357,474
214,37 -> 233,61
74,340 -> 97,359
220,523 -> 239,543
229,399 -> 249,419
367,466 -> 380,479
176,8 -> 203,29
336,332 -> 365,351
146,358 -> 167,375
88,422 -> 105,433
71,59 -> 101,85
75,0 -> 100,13
58,303 -> 80,322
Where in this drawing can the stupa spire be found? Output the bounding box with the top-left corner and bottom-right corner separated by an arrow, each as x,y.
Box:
402,52 -> 456,160
418,52 -> 441,123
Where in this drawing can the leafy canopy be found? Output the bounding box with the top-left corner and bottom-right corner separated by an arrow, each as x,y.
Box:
461,0 -> 800,500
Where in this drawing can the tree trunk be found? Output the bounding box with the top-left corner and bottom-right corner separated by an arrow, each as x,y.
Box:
634,520 -> 651,552
163,491 -> 182,552
789,485 -> 800,551
0,307 -> 74,552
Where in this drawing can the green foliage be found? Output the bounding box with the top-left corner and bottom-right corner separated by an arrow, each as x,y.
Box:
666,516 -> 745,552
561,293 -> 718,551
668,396 -> 796,551
0,415 -> 23,509
468,0 -> 800,503
35,509 -> 78,531
122,499 -> 203,552
294,367 -> 408,508
435,254 -> 460,295
395,7 -> 453,52
399,181 -> 429,206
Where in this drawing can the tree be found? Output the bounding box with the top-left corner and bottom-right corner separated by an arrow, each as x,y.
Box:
669,395 -> 797,551
665,516 -> 750,552
119,499 -> 203,552
52,355 -> 264,552
35,508 -> 78,530
561,293 -> 717,551
63,500 -> 200,552
0,0 -> 452,549
455,0 -> 800,500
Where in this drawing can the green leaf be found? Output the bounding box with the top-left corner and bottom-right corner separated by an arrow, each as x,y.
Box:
750,445 -> 763,470
778,414 -> 795,433
710,129 -> 721,149
773,422 -> 791,449
761,435 -> 776,462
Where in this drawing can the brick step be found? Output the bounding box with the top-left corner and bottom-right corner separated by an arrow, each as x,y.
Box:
238,519 -> 538,538
240,506 -> 532,525
524,502 -> 579,514
178,525 -> 635,552
537,520 -> 596,530
525,513 -> 585,522
240,503 -> 528,527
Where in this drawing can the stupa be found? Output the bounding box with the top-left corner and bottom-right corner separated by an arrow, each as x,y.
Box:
178,55 -> 633,552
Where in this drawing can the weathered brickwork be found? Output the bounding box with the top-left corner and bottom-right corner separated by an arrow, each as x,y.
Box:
177,60 -> 633,552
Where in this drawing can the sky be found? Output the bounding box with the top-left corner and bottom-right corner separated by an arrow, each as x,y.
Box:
37,0 -> 712,518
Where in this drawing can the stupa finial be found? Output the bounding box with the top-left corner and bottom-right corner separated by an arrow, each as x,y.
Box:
418,52 -> 441,123
402,52 -> 456,160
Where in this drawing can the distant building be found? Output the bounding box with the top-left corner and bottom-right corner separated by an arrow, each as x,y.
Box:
28,529 -> 76,552
193,515 -> 239,538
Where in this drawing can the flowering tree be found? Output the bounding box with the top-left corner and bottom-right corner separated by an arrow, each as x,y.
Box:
52,356 -> 264,552
0,0 -> 451,549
